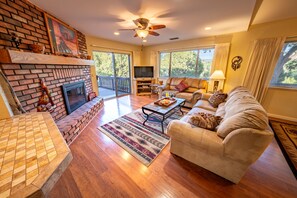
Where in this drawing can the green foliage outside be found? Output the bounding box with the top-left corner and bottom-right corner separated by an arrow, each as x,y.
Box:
271,42 -> 297,86
114,53 -> 130,77
93,52 -> 113,76
159,49 -> 214,78
93,51 -> 130,77
160,52 -> 170,77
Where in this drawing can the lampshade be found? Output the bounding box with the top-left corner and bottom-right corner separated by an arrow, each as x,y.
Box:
136,29 -> 149,38
210,70 -> 225,80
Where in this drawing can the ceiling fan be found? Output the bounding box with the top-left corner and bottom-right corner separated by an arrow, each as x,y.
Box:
119,18 -> 166,38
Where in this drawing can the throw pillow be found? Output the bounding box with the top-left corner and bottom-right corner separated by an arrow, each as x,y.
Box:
188,112 -> 222,130
208,90 -> 227,108
175,80 -> 189,92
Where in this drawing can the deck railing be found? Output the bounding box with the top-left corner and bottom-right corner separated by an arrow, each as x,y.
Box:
97,76 -> 130,93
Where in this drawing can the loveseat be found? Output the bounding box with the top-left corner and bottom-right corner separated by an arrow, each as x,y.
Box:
158,77 -> 207,108
166,86 -> 273,183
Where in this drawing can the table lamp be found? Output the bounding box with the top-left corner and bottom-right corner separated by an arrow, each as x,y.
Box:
210,70 -> 225,92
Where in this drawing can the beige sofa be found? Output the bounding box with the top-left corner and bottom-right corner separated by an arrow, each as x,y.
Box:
158,77 -> 208,108
166,86 -> 273,183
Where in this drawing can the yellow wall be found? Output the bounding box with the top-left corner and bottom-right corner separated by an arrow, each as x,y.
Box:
142,17 -> 297,120
227,18 -> 297,120
86,36 -> 142,96
0,86 -> 13,120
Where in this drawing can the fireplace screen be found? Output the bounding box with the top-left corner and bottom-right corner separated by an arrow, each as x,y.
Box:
62,81 -> 87,114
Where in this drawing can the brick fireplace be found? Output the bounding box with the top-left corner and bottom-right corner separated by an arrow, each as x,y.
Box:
2,63 -> 92,120
0,50 -> 93,121
0,50 -> 104,144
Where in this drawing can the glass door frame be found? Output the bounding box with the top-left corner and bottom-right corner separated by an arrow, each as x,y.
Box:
112,52 -> 132,97
93,50 -> 132,99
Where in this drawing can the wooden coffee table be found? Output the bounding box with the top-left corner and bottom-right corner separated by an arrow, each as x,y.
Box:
142,97 -> 186,133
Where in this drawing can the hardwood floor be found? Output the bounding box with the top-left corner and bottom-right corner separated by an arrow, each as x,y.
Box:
49,95 -> 297,198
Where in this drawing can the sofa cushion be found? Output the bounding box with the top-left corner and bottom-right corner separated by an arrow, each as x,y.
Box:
217,109 -> 269,138
217,95 -> 269,138
184,87 -> 198,93
194,100 -> 217,112
225,86 -> 252,108
215,102 -> 226,117
175,80 -> 189,92
184,78 -> 207,93
189,107 -> 215,115
175,92 -> 193,102
181,107 -> 215,122
187,112 -> 222,130
169,78 -> 185,90
161,90 -> 179,97
198,79 -> 208,89
208,90 -> 227,108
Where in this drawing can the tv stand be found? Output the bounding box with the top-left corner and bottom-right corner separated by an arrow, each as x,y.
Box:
136,79 -> 153,96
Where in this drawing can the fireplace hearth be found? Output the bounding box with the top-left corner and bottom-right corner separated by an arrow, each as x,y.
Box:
62,81 -> 87,114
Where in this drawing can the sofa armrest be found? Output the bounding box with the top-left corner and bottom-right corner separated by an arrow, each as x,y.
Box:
157,84 -> 167,91
167,120 -> 224,155
201,93 -> 212,100
192,89 -> 206,101
223,128 -> 273,164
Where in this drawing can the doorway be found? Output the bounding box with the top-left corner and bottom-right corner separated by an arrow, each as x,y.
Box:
93,51 -> 131,99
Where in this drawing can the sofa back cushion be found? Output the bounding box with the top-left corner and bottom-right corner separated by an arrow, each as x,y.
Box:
217,86 -> 268,138
184,78 -> 208,93
169,78 -> 185,90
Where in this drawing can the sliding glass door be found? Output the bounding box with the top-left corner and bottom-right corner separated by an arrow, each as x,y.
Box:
93,51 -> 131,99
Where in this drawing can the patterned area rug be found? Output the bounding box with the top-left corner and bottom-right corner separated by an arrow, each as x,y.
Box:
98,109 -> 183,166
270,120 -> 297,178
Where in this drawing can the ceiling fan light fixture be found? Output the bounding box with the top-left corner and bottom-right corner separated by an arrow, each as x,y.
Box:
114,32 -> 120,35
136,29 -> 149,38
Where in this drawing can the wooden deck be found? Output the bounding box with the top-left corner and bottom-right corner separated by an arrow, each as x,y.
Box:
49,95 -> 297,198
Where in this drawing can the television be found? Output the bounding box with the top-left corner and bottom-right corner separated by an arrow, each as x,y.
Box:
134,66 -> 154,78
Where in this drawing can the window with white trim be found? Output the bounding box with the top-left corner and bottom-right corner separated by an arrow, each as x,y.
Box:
159,48 -> 215,78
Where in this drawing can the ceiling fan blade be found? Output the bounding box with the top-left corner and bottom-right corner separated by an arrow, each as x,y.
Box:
133,19 -> 142,28
149,25 -> 166,30
149,31 -> 160,36
118,28 -> 136,31
134,33 -> 138,37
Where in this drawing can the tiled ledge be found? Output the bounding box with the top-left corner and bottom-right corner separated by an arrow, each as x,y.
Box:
0,112 -> 72,197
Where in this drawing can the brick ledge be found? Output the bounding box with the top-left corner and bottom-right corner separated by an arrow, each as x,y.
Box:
56,97 -> 104,144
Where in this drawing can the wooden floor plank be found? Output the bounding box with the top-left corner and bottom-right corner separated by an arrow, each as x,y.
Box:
49,95 -> 297,198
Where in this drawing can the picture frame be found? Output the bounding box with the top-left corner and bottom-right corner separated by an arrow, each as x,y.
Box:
44,13 -> 79,55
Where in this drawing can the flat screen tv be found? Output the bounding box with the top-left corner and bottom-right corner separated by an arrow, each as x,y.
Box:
134,66 -> 154,78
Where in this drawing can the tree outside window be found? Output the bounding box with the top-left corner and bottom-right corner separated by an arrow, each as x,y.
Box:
159,48 -> 214,78
270,41 -> 297,88
160,52 -> 170,77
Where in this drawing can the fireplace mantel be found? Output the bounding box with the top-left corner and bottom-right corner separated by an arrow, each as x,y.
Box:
0,49 -> 94,65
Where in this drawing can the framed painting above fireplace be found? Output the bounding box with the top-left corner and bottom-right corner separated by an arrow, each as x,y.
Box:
45,14 -> 79,55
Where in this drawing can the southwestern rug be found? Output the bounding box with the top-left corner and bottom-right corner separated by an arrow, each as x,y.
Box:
98,109 -> 183,166
270,120 -> 297,178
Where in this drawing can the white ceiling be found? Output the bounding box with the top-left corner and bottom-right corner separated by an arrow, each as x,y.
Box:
29,0 -> 297,46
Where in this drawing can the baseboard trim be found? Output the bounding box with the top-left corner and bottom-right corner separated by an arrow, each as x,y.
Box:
268,113 -> 297,122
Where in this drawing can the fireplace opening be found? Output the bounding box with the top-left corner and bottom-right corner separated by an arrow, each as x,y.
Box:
62,81 -> 87,114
